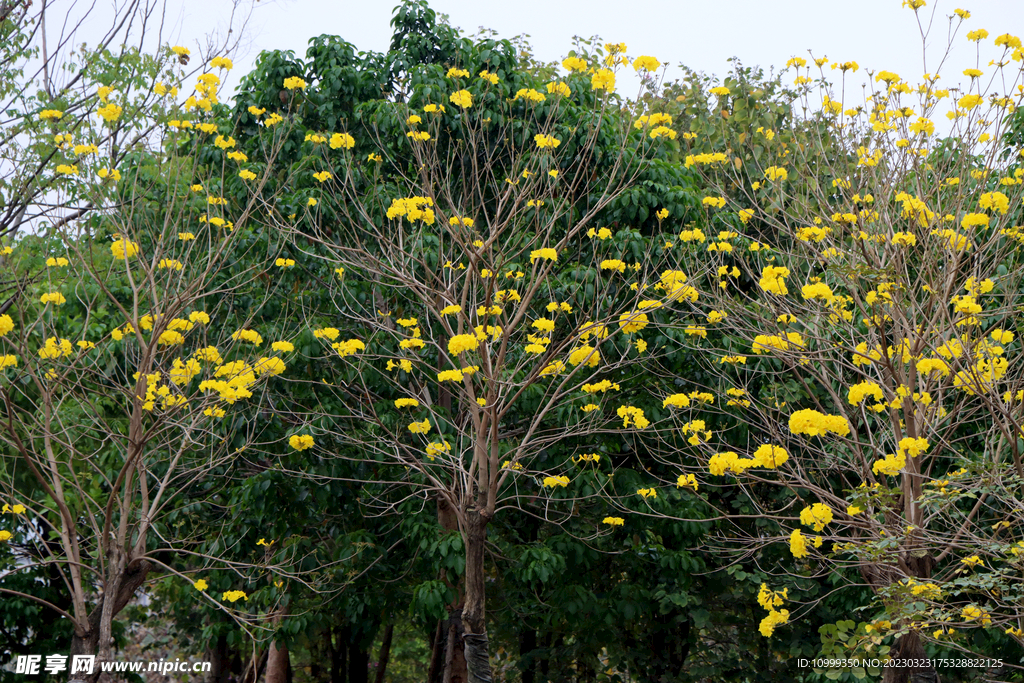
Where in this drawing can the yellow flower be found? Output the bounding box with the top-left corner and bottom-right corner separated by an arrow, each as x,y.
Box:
97,103 -> 122,122
238,169 -> 257,181
529,248 -> 557,263
194,579 -> 208,591
632,55 -> 660,72
222,590 -> 248,602
38,337 -> 73,359
289,434 -> 315,451
591,68 -> 616,92
543,476 -> 570,488
408,419 -> 431,434
211,56 -> 233,70
449,90 -> 473,108
960,555 -> 984,568
562,56 -> 587,72
799,503 -> 834,532
677,474 -> 698,490
448,334 -> 479,356
39,292 -> 66,306
602,517 -> 625,526
752,444 -> 789,468
790,529 -> 809,558
231,329 -> 263,345
283,76 -> 307,90
330,132 -> 355,149
40,109 -> 64,121
958,94 -> 983,109
547,81 -> 571,96
534,134 -> 561,149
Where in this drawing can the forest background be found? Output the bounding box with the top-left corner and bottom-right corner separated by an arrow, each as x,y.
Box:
2,1 -> 1024,682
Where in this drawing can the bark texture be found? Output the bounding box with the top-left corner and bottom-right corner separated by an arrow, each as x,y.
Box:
462,512 -> 492,683
67,559 -> 150,683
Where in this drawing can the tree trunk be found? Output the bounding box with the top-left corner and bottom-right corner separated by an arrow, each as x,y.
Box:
206,632 -> 231,683
241,649 -> 267,683
519,629 -> 537,683
461,512 -> 492,683
882,631 -> 940,683
441,614 -> 467,683
67,559 -> 150,683
347,640 -> 369,683
861,562 -> 939,683
265,611 -> 290,683
330,624 -> 346,683
373,624 -> 394,683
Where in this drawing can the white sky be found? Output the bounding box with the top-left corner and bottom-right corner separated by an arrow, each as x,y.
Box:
161,0 -> 1024,102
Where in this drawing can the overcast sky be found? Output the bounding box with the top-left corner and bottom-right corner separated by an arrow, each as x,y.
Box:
152,0 -> 1024,101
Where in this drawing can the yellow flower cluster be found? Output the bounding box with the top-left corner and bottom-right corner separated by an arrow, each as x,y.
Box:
543,475 -> 570,488
799,503 -> 834,532
386,196 -> 435,223
757,583 -> 790,637
758,265 -> 790,296
110,239 -> 140,260
616,405 -> 648,429
440,330 -> 478,357
788,409 -> 849,437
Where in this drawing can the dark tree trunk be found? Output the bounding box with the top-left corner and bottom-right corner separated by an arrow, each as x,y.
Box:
461,512 -> 491,683
67,559 -> 151,683
347,641 -> 369,683
441,611 -> 467,683
331,624 -> 347,683
240,649 -> 267,683
861,562 -> 939,683
373,624 -> 394,683
205,632 -> 231,683
519,628 -> 537,683
539,632 -> 552,680
882,631 -> 940,683
427,618 -> 444,683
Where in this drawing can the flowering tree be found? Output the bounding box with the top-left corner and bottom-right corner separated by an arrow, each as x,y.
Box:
0,6 -> 306,675
649,5 -> 1024,681
232,17 -> 709,677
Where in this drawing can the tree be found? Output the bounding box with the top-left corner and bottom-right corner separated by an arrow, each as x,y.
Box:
228,15 -> 705,677
651,6 -> 1024,681
0,3 -> 304,677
